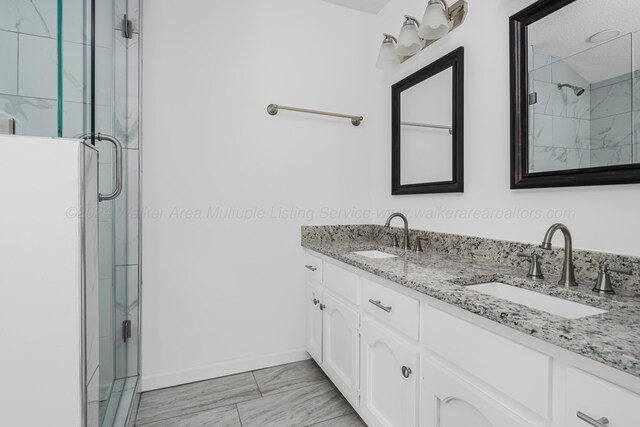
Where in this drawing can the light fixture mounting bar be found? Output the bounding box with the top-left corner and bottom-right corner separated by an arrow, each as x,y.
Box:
448,0 -> 468,28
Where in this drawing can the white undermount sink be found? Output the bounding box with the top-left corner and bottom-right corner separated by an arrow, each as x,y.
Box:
467,282 -> 607,320
352,250 -> 399,259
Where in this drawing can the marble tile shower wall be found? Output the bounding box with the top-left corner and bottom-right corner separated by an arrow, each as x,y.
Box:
529,37 -> 640,172
0,0 -> 62,136
0,0 -> 139,140
0,0 -> 95,137
529,52 -> 591,172
589,70 -> 639,167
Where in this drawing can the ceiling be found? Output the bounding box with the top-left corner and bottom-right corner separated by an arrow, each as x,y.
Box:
320,0 -> 391,14
528,0 -> 640,84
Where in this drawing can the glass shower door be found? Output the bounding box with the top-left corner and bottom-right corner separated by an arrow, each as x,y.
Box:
95,0 -> 140,425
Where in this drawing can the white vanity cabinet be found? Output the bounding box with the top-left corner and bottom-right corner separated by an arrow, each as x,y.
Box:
422,357 -> 533,427
360,318 -> 420,427
302,250 -> 640,427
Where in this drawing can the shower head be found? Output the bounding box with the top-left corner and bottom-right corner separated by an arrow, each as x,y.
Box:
557,83 -> 585,96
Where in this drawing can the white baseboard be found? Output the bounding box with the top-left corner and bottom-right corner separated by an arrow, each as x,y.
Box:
140,349 -> 310,392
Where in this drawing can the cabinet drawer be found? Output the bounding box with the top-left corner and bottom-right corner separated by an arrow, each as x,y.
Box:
566,368 -> 640,427
423,307 -> 552,419
362,278 -> 419,341
304,253 -> 323,284
324,262 -> 359,305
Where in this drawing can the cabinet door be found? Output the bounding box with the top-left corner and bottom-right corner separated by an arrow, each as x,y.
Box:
422,357 -> 532,427
360,318 -> 419,427
322,291 -> 359,406
306,282 -> 323,364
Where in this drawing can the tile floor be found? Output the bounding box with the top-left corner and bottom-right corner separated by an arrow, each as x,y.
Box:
134,359 -> 367,426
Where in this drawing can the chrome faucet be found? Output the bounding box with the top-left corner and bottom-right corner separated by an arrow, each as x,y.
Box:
385,213 -> 410,251
540,223 -> 578,287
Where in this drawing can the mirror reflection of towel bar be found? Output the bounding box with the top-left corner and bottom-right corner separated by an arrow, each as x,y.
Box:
401,121 -> 452,135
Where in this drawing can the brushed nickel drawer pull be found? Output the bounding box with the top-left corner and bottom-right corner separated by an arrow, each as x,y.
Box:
305,265 -> 318,272
577,412 -> 609,427
369,299 -> 392,313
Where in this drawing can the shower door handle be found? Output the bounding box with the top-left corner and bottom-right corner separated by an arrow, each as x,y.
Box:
83,133 -> 124,202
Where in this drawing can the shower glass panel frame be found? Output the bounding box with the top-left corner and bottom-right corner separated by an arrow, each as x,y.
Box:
94,0 -> 141,426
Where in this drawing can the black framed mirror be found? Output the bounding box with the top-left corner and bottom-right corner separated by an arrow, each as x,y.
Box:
510,0 -> 640,189
392,47 -> 464,195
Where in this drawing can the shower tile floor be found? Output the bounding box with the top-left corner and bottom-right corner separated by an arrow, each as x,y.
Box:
134,359 -> 367,426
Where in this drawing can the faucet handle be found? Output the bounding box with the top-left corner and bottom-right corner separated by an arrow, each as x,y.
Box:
609,266 -> 633,276
517,253 -> 544,280
593,264 -> 632,295
388,233 -> 400,248
415,237 -> 427,253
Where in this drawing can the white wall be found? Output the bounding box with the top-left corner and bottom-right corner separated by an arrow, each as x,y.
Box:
142,0 -> 640,390
141,0 -> 377,390
368,0 -> 640,256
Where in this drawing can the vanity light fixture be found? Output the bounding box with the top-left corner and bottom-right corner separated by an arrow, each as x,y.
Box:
376,0 -> 468,69
419,0 -> 451,40
396,16 -> 423,57
376,33 -> 401,69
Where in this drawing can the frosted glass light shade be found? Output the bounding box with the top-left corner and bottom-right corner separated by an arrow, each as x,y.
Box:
396,22 -> 422,56
418,1 -> 451,40
376,40 -> 400,69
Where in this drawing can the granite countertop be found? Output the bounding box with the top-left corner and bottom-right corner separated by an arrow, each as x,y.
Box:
302,238 -> 640,379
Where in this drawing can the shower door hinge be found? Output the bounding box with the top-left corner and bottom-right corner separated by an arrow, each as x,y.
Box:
122,320 -> 132,343
0,117 -> 15,135
122,14 -> 133,39
528,92 -> 538,105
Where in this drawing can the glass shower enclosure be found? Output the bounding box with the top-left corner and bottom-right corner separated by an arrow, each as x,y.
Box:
0,1 -> 141,426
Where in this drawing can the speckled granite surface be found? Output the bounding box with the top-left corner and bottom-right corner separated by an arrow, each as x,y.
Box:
301,225 -> 640,378
302,225 -> 640,294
